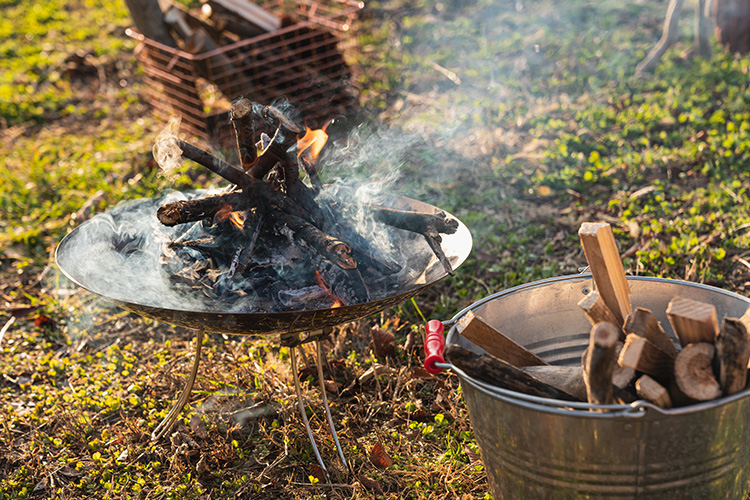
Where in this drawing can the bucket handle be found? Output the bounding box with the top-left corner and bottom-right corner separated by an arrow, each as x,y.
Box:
424,320 -> 446,374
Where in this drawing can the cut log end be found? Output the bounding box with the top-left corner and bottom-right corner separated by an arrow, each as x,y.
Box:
673,342 -> 722,402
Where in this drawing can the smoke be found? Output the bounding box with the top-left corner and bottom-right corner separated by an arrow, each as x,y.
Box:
152,117 -> 184,180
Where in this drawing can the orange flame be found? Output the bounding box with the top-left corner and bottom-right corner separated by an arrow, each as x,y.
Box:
297,126 -> 329,161
215,205 -> 245,229
315,270 -> 343,308
229,211 -> 245,229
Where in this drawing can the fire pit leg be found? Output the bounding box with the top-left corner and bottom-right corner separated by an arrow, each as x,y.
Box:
315,340 -> 349,472
151,329 -> 204,441
290,345 -> 330,482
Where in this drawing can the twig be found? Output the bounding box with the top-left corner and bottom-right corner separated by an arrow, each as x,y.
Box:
0,316 -> 16,347
370,352 -> 384,402
430,61 -> 462,85
177,140 -> 254,188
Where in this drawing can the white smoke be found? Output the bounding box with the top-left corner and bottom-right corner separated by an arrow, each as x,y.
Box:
152,117 -> 184,180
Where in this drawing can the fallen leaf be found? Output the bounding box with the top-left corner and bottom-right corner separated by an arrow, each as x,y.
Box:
323,380 -> 341,393
308,464 -> 326,484
404,429 -> 420,440
34,314 -> 53,327
370,441 -> 394,469
464,446 -> 481,463
410,367 -> 433,379
357,474 -> 383,493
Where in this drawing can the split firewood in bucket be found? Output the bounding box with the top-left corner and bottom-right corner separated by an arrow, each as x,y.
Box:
444,220 -> 750,411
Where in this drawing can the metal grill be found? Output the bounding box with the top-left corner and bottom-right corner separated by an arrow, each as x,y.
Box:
128,0 -> 362,142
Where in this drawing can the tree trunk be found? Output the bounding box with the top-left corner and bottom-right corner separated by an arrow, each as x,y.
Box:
711,0 -> 750,53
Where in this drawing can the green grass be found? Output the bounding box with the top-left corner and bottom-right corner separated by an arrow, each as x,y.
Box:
3,0 -> 750,498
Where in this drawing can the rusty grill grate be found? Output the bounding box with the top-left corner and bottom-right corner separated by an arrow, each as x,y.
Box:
129,0 -> 362,143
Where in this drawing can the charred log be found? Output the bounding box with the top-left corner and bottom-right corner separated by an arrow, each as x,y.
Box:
177,140 -> 254,188
157,192 -> 253,226
275,212 -> 356,270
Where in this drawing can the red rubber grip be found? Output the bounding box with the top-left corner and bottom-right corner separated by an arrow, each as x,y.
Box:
424,320 -> 446,374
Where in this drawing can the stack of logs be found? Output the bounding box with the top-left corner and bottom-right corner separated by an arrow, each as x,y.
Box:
447,222 -> 750,410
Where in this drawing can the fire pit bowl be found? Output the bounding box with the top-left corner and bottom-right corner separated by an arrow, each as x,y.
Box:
55,189 -> 472,337
432,274 -> 750,499
55,186 -> 471,477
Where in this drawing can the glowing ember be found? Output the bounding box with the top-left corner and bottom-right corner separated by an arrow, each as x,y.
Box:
214,205 -> 246,229
315,270 -> 344,308
229,211 -> 245,229
297,126 -> 329,161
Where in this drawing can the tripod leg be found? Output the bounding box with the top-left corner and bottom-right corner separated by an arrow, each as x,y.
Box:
151,329 -> 204,441
315,340 -> 349,471
291,345 -> 330,481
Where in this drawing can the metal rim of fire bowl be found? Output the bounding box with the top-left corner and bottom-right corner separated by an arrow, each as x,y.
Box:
56,192 -> 473,337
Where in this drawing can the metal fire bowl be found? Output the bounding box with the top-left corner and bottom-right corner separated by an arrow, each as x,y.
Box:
56,192 -> 472,337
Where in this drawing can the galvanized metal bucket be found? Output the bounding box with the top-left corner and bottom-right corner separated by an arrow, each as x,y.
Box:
440,274 -> 750,500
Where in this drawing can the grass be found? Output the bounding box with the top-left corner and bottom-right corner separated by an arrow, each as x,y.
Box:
2,0 -> 750,498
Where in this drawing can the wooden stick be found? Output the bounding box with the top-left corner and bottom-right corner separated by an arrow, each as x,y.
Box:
635,375 -> 672,408
521,366 -> 587,401
577,290 -> 623,337
578,222 -> 632,326
445,344 -> 580,401
582,345 -> 637,404
613,342 -> 636,390
366,205 -> 459,236
716,317 -> 750,395
584,322 -> 620,407
455,310 -> 546,367
177,140 -> 254,188
673,342 -> 721,402
230,98 -> 257,171
665,297 -> 719,347
618,334 -> 674,380
624,307 -> 678,358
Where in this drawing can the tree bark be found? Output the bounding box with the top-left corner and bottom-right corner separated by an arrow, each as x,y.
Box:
711,0 -> 750,53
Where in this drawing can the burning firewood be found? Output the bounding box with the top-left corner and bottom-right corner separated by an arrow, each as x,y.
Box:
153,99 -> 459,311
